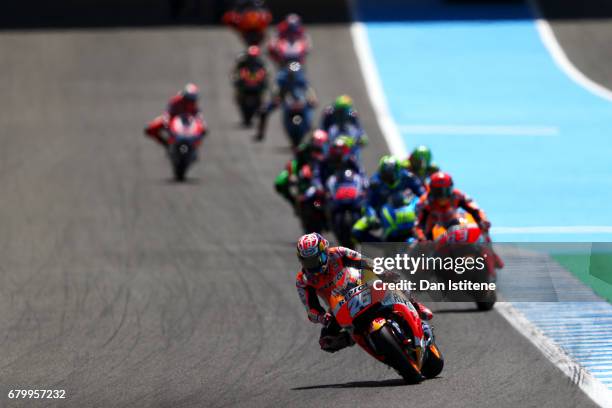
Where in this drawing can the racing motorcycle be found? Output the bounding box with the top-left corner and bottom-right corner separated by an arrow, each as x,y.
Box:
268,37 -> 309,67
222,7 -> 272,46
282,91 -> 313,148
290,164 -> 327,233
166,114 -> 206,181
326,168 -> 367,248
233,63 -> 267,126
432,212 -> 498,311
329,268 -> 444,383
378,193 -> 419,243
327,123 -> 367,162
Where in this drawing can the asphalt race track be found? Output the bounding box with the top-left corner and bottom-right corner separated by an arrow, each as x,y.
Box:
0,1 -> 607,407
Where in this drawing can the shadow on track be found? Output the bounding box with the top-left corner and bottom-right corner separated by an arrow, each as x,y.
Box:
433,307 -> 487,314
292,378 -> 407,390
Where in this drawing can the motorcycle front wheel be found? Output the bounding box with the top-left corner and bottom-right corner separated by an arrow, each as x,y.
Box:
370,324 -> 423,383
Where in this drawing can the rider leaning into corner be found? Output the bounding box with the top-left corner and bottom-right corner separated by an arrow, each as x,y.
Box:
295,233 -> 434,353
415,171 -> 504,268
144,83 -> 208,147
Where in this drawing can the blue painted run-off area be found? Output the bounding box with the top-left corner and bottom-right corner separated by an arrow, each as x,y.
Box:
356,0 -> 612,242
355,0 -> 612,392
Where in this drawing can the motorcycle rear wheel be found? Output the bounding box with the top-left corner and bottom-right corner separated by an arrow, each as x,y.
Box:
476,291 -> 496,311
173,162 -> 188,181
370,324 -> 423,383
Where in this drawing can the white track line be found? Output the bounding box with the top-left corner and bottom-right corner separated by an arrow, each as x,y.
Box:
493,226 -> 612,234
399,124 -> 559,136
496,303 -> 612,408
348,0 -> 406,158
528,0 -> 612,103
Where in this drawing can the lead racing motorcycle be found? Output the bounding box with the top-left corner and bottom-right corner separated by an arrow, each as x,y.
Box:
329,268 -> 444,383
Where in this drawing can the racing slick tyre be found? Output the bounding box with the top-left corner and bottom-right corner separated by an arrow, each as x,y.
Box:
370,324 -> 423,384
173,162 -> 187,181
421,343 -> 444,379
476,291 -> 496,311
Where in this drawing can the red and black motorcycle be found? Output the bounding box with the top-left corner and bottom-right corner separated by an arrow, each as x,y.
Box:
222,7 -> 272,46
166,114 -> 206,181
329,268 -> 444,383
267,37 -> 309,67
433,212 -> 499,310
233,63 -> 267,126
290,164 -> 327,233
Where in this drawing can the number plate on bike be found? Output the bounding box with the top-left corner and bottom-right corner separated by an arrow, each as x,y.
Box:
347,288 -> 372,318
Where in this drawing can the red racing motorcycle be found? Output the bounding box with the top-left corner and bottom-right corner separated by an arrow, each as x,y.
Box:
166,114 -> 206,181
329,268 -> 444,383
433,212 -> 499,310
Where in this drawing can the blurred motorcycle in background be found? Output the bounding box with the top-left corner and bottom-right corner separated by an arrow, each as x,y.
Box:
290,164 -> 327,233
222,0 -> 272,46
232,48 -> 268,126
432,212 -> 498,310
326,168 -> 367,248
166,114 -> 207,181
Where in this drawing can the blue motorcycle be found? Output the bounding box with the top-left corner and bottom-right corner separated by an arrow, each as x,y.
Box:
282,89 -> 313,148
326,168 -> 367,248
379,193 -> 419,243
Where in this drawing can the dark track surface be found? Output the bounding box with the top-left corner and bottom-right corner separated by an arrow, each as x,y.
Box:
0,1 -> 608,407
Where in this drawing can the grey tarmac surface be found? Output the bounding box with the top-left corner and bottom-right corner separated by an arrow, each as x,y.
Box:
0,1 -> 608,407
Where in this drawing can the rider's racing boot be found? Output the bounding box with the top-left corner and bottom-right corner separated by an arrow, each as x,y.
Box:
422,322 -> 433,344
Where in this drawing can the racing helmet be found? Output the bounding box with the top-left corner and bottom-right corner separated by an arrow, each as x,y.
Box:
310,129 -> 329,160
297,233 -> 330,276
283,13 -> 303,38
182,83 -> 199,102
409,145 -> 432,173
429,171 -> 453,200
378,155 -> 400,187
328,136 -> 352,166
247,45 -> 261,58
333,95 -> 353,126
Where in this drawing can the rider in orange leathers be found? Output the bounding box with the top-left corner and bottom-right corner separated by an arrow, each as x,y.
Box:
295,233 -> 433,352
415,172 -> 503,268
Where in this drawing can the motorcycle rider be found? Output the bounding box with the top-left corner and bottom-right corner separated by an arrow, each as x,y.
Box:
352,155 -> 425,243
145,83 -> 207,147
267,13 -> 312,66
320,94 -> 364,134
233,45 -> 266,74
274,129 -> 329,208
232,45 -> 268,126
414,172 -> 504,268
254,62 -> 317,141
222,0 -> 272,45
324,136 -> 363,180
295,233 -> 433,352
401,145 -> 440,183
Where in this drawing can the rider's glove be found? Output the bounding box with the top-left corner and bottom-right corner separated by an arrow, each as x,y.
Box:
479,220 -> 491,232
320,312 -> 333,327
